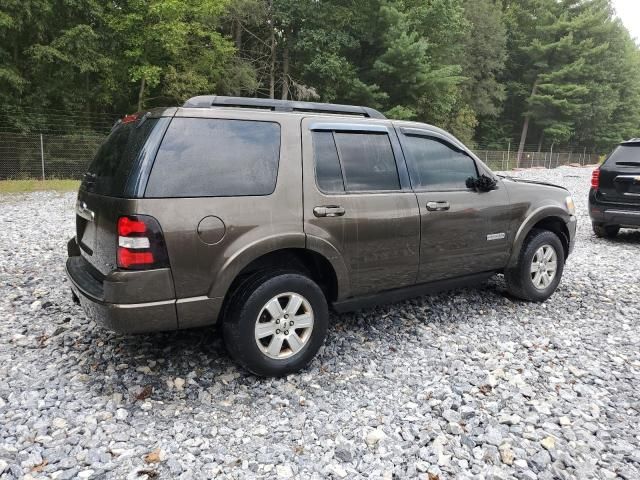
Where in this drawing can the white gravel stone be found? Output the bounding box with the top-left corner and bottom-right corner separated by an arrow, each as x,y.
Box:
0,166 -> 638,478
365,428 -> 387,447
276,464 -> 294,478
115,408 -> 129,420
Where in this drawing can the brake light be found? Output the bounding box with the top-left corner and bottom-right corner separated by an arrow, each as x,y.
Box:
118,216 -> 147,236
591,168 -> 600,189
117,215 -> 169,270
122,113 -> 139,124
118,249 -> 154,269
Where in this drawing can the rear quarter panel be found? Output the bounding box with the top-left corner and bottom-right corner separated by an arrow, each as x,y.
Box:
137,109 -> 305,311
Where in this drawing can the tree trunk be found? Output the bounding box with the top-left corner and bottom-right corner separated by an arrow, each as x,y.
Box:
268,1 -> 276,99
234,19 -> 242,50
517,79 -> 539,165
281,41 -> 290,100
537,130 -> 544,152
137,77 -> 146,112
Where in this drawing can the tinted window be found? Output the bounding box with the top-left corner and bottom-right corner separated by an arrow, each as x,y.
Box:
146,118 -> 280,197
403,135 -> 477,190
84,118 -> 158,196
312,131 -> 344,193
334,132 -> 400,191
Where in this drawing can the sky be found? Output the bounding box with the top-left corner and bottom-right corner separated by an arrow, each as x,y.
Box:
612,0 -> 640,44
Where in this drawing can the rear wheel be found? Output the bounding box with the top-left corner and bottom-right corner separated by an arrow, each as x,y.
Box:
223,271 -> 328,376
592,223 -> 620,238
505,229 -> 565,302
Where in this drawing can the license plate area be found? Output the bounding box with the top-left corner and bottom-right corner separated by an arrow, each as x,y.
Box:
614,175 -> 640,197
79,220 -> 95,255
629,182 -> 640,195
76,201 -> 96,255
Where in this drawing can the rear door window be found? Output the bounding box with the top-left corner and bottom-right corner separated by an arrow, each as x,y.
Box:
84,117 -> 158,196
145,118 -> 281,198
402,135 -> 478,190
332,132 -> 400,192
312,131 -> 345,193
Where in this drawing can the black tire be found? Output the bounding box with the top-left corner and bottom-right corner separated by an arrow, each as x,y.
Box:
223,271 -> 329,377
505,229 -> 565,302
592,223 -> 620,238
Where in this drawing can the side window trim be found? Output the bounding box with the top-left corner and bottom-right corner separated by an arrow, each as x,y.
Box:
399,127 -> 467,152
330,132 -> 348,192
397,129 -> 479,193
310,123 -> 389,133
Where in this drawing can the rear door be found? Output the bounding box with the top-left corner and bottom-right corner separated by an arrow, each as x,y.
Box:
301,117 -> 420,297
395,126 -> 512,282
599,143 -> 640,205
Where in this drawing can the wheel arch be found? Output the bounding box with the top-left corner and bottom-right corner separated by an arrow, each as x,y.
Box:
214,243 -> 348,324
508,207 -> 571,268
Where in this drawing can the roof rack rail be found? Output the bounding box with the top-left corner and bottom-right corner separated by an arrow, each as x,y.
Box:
622,138 -> 640,144
183,96 -> 386,119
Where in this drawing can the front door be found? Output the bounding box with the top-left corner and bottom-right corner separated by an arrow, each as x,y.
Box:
301,118 -> 420,297
396,126 -> 512,282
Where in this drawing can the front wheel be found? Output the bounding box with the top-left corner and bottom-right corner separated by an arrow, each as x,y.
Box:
223,271 -> 329,377
505,229 -> 565,302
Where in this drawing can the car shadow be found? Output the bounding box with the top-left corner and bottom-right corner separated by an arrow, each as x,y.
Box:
612,229 -> 640,243
590,229 -> 640,245
66,276 -> 524,394
68,321 -> 243,402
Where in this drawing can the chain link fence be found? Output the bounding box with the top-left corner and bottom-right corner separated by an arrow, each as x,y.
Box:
0,131 -> 601,181
471,147 -> 600,172
0,106 -> 118,180
0,132 -> 104,179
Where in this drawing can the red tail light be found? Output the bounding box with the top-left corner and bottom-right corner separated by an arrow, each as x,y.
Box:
118,249 -> 154,269
591,168 -> 600,189
117,215 -> 169,270
118,216 -> 147,236
122,113 -> 140,124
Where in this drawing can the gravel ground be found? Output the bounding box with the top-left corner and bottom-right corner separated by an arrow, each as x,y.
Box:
1,166 -> 639,480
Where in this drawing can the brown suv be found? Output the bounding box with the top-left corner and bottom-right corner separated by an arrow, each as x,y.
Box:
66,96 -> 577,376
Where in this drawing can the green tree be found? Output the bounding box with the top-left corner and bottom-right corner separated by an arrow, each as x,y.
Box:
503,0 -> 640,156
107,0 -> 234,110
460,0 -> 507,144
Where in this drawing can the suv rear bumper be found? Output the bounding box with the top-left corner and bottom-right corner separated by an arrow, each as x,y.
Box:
589,189 -> 640,227
66,245 -> 178,333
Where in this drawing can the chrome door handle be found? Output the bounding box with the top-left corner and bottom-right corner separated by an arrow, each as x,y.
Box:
313,206 -> 346,217
426,201 -> 450,212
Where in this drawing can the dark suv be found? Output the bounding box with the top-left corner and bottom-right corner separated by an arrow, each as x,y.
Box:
66,96 -> 577,376
589,139 -> 640,237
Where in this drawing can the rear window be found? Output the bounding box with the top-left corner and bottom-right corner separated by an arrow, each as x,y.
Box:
604,145 -> 640,167
84,118 -> 158,196
145,118 -> 281,198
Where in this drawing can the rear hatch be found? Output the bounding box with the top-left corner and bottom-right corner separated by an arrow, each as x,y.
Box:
598,143 -> 640,205
76,112 -> 169,275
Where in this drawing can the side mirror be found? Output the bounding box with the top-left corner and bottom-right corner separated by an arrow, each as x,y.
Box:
466,174 -> 498,192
